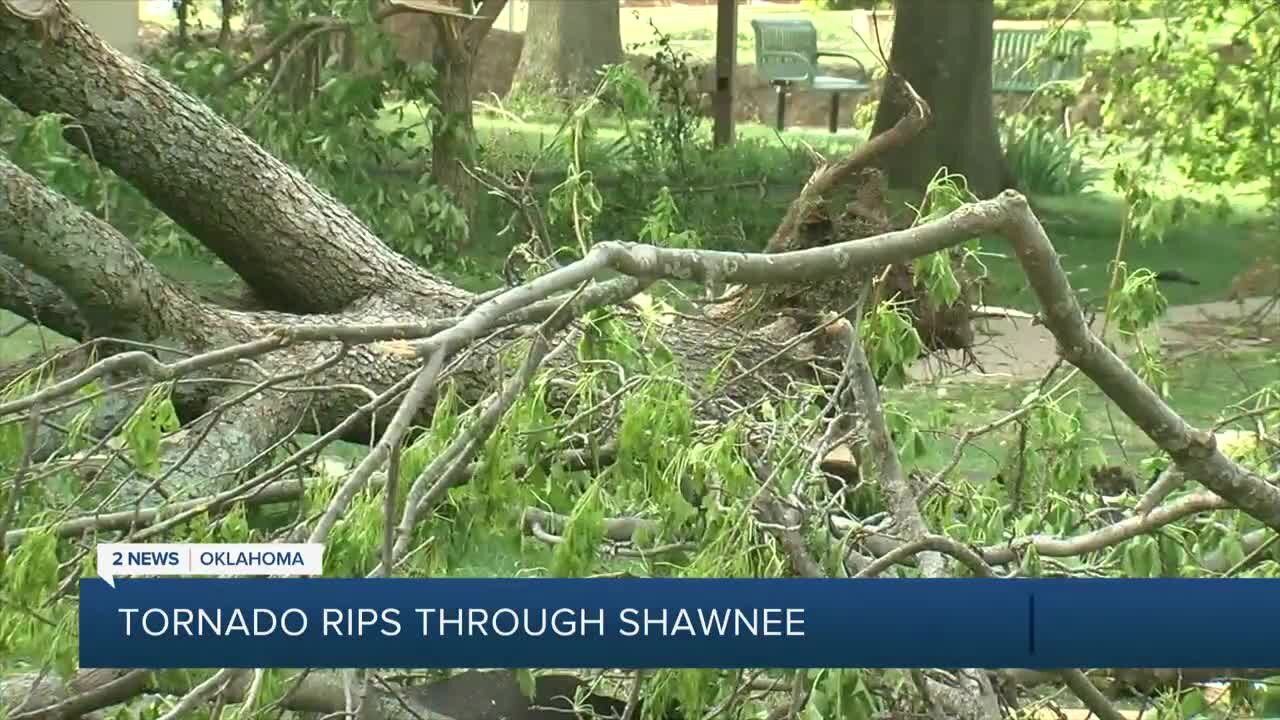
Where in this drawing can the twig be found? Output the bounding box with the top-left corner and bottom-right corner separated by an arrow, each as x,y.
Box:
845,286 -> 945,578
0,403 -> 40,574
7,670 -> 150,720
382,437 -> 401,578
620,671 -> 642,720
385,296 -> 581,568
309,351 -> 445,544
156,669 -> 241,720
0,336 -> 286,420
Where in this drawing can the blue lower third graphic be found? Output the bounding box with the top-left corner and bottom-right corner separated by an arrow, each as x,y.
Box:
78,578 -> 1280,668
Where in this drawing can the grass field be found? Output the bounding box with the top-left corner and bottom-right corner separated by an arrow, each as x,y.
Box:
139,0 -> 1242,64
484,3 -> 1241,63
887,343 -> 1280,482
442,106 -> 1273,313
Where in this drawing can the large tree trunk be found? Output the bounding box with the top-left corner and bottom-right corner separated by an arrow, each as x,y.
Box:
218,0 -> 235,51
870,0 -> 1013,198
431,31 -> 479,220
422,1 -> 507,235
511,0 -> 623,97
0,5 -> 461,315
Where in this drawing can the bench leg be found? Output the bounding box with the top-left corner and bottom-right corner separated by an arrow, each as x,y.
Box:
828,92 -> 840,133
775,84 -> 787,131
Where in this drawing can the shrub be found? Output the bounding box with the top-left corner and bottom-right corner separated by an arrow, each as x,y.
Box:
1002,118 -> 1103,196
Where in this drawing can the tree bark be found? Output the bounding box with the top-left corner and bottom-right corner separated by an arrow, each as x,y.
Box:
218,0 -> 234,51
0,253 -> 87,340
0,3 -> 463,315
511,0 -> 623,97
430,28 -> 479,220
417,1 -> 507,233
0,153 -> 209,341
870,0 -> 1013,198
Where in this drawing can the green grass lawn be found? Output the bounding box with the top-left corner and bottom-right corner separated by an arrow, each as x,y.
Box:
614,5 -> 1236,64
886,343 -> 1280,483
455,107 -> 1271,313
139,1 -> 1242,65
984,193 -> 1268,312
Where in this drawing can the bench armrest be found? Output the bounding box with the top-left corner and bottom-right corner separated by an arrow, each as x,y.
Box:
816,51 -> 868,76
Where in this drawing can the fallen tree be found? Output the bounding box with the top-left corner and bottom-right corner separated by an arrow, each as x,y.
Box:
1,3 -> 1278,720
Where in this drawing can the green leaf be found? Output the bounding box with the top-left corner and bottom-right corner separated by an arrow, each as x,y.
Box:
515,669 -> 537,701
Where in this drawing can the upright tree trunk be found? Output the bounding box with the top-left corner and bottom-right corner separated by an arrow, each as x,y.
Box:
870,0 -> 1013,198
422,1 -> 508,237
431,32 -> 478,222
511,0 -> 623,97
218,0 -> 235,51
174,0 -> 190,46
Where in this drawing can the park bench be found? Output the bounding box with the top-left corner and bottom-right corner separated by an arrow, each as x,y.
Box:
750,18 -> 871,133
992,28 -> 1088,93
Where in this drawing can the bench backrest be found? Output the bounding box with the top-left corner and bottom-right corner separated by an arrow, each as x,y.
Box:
751,18 -> 819,84
992,28 -> 1088,93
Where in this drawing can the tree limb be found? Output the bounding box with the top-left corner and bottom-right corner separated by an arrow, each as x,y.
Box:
0,152 -> 203,339
0,5 -> 459,314
0,252 -> 86,340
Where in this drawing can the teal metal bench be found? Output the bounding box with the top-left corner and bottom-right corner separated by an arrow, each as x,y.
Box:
992,28 -> 1088,93
750,18 -> 871,133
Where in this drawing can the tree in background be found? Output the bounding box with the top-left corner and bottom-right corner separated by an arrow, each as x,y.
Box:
421,0 -> 508,222
869,0 -> 1013,198
218,0 -> 237,50
511,0 -> 623,97
201,0 -> 506,243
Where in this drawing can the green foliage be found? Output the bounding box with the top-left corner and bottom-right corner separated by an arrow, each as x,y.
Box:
121,384 -> 181,476
911,170 -> 987,308
1003,118 -> 1103,196
549,481 -> 606,577
1103,0 -> 1280,210
993,0 -> 1158,21
807,0 -> 859,11
626,18 -> 706,173
1112,163 -> 1174,243
1,530 -> 78,678
1107,264 -> 1169,335
0,103 -> 204,256
858,301 -> 923,387
637,187 -> 701,248
1024,392 -> 1108,495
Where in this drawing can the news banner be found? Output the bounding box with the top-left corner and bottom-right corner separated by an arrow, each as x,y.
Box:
84,542 -> 1280,669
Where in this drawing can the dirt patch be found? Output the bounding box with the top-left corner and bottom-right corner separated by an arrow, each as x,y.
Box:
909,297 -> 1279,383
